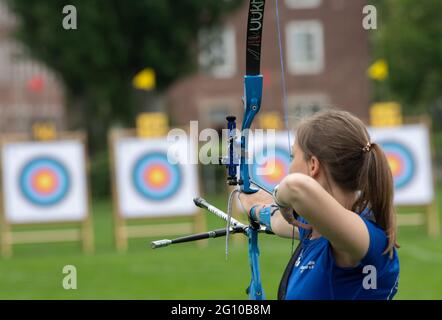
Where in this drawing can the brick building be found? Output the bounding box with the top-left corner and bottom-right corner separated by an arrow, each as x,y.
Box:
167,0 -> 371,130
0,1 -> 65,134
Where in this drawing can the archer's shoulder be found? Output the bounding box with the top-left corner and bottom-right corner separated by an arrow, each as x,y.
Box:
284,173 -> 319,192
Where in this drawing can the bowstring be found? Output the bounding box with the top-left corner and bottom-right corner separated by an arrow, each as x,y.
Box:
275,0 -> 291,157
225,188 -> 240,260
275,0 -> 296,255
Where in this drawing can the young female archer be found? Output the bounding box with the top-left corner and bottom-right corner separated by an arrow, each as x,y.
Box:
239,110 -> 400,300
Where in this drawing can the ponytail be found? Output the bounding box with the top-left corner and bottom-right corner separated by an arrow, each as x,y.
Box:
354,143 -> 398,258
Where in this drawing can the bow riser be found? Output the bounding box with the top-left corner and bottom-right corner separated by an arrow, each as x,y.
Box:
240,75 -> 263,194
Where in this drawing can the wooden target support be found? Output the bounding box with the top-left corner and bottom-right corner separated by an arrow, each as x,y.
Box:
396,203 -> 440,237
396,116 -> 440,237
0,131 -> 94,257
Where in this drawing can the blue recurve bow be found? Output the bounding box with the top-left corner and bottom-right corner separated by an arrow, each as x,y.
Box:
225,0 -> 266,300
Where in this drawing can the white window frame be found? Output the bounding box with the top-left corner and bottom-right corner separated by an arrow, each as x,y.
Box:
198,25 -> 236,79
286,20 -> 324,75
285,0 -> 322,9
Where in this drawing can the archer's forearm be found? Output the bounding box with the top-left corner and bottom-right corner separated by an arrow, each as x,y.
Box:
271,211 -> 299,239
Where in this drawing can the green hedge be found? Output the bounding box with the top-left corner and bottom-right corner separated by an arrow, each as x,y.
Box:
89,150 -> 111,199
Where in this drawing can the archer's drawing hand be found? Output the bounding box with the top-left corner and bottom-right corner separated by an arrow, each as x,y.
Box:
238,190 -> 273,216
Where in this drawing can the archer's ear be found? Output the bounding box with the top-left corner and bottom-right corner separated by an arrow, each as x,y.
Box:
308,156 -> 321,178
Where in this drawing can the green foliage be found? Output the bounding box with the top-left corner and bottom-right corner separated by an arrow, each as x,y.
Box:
371,0 -> 442,114
89,150 -> 111,199
433,131 -> 442,171
7,0 -> 244,150
370,1 -> 442,171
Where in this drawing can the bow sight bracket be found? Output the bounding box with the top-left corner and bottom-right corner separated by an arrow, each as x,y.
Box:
220,116 -> 241,186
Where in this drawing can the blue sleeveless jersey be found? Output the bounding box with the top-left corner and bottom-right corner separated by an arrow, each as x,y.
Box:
285,215 -> 400,300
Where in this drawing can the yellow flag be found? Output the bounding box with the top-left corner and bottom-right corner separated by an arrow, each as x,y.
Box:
133,68 -> 156,90
368,59 -> 388,81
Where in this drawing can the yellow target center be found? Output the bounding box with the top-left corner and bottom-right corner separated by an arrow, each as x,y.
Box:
387,156 -> 400,174
264,161 -> 283,180
148,168 -> 167,186
36,173 -> 55,191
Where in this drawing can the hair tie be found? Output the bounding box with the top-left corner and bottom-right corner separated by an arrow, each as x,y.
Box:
362,142 -> 372,153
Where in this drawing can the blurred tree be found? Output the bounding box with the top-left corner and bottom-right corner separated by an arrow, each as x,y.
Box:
371,0 -> 442,115
371,0 -> 442,178
7,0 -> 243,151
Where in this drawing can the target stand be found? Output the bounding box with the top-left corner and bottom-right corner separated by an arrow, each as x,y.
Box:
109,129 -> 205,252
0,131 -> 94,257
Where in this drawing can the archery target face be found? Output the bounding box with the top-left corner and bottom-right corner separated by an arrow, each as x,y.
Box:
380,141 -> 415,190
2,140 -> 88,223
114,137 -> 199,218
249,131 -> 294,191
251,147 -> 291,191
19,157 -> 70,206
132,152 -> 181,201
368,124 -> 433,205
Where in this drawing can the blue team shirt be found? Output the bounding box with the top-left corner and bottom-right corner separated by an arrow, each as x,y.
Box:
285,215 -> 400,300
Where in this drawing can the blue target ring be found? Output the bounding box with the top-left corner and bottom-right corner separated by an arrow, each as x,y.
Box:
251,147 -> 291,191
380,141 -> 415,189
19,157 -> 70,206
132,152 -> 181,201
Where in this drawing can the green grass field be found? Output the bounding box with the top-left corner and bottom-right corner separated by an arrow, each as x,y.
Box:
0,190 -> 441,300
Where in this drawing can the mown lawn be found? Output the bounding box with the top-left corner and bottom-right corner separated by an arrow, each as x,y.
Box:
0,190 -> 441,299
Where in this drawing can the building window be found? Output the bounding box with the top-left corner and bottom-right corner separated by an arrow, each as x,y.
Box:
198,25 -> 236,79
285,0 -> 321,9
286,20 -> 324,75
198,97 -> 238,132
288,94 -> 329,124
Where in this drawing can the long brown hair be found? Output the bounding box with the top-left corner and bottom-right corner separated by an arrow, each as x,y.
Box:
296,110 -> 398,257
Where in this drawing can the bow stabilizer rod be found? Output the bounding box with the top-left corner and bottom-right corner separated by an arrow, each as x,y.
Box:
193,197 -> 247,230
151,227 -> 242,249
